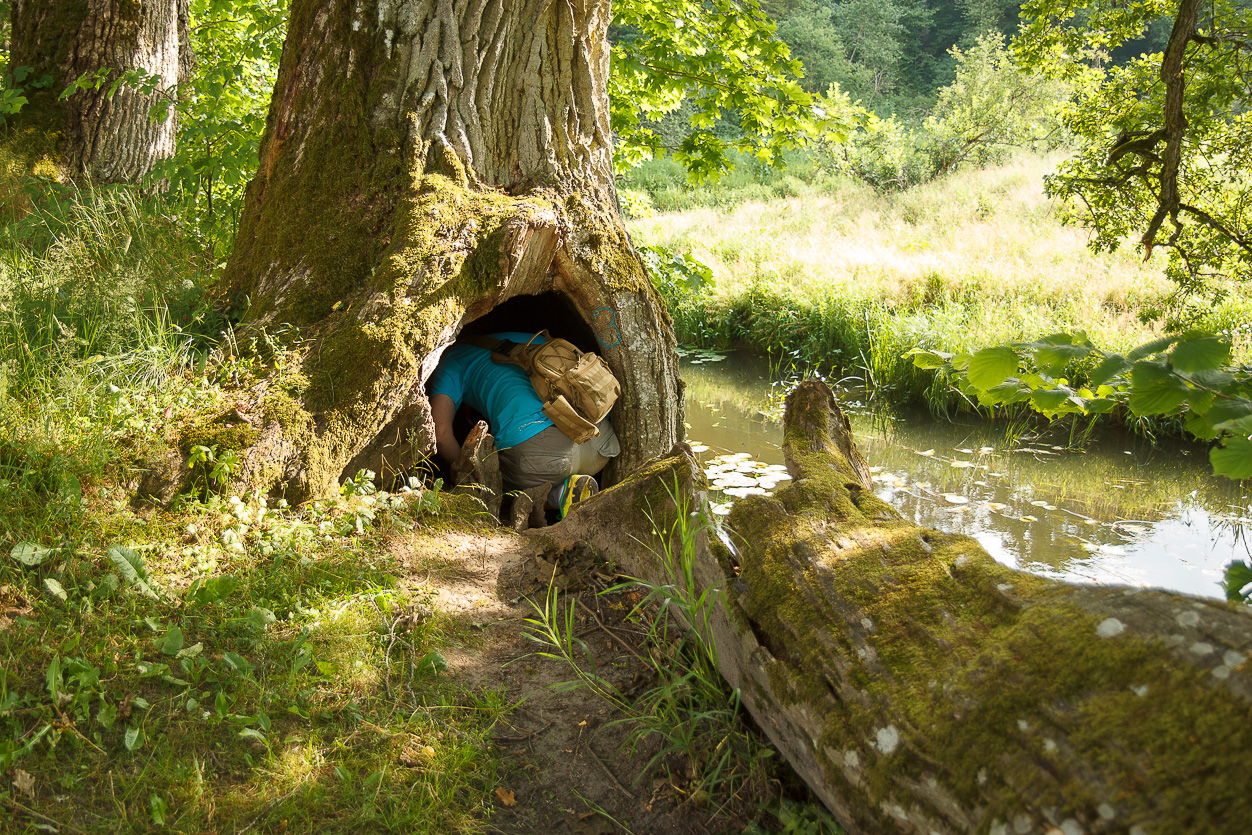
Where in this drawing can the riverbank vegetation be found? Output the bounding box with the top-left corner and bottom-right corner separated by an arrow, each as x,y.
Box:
631,152 -> 1251,398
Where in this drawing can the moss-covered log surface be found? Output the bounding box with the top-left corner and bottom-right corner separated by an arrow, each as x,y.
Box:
540,379 -> 1252,834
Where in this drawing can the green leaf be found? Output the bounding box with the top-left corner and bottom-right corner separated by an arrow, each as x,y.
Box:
176,642 -> 204,660
1209,399 -> 1252,434
1184,411 -> 1219,441
96,701 -> 118,729
10,542 -> 54,566
290,648 -> 313,676
149,794 -> 167,827
159,626 -> 184,656
1169,336 -> 1231,373
238,727 -> 266,742
1035,344 -> 1092,375
1088,354 -> 1131,386
1224,561 -> 1252,603
908,349 -> 950,370
1186,388 -> 1216,416
967,347 -> 1020,390
124,726 -> 143,751
222,652 -> 256,678
1128,361 -> 1189,415
1189,369 -> 1235,389
185,575 -> 238,607
45,655 -> 62,699
1211,437 -> 1252,480
107,546 -> 159,599
245,607 -> 276,631
1127,336 -> 1181,361
1030,388 -> 1072,413
416,650 -> 448,676
984,381 -> 1032,405
43,578 -> 68,602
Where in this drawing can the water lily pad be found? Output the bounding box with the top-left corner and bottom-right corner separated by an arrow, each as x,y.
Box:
943,494 -> 969,504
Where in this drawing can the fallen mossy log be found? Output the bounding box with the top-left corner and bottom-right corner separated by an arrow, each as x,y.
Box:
535,379 -> 1252,834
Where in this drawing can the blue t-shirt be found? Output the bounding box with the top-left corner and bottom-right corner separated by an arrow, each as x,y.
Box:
428,332 -> 553,450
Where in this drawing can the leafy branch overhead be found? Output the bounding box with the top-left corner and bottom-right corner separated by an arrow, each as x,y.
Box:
911,332 -> 1252,480
611,0 -> 859,178
1016,0 -> 1252,297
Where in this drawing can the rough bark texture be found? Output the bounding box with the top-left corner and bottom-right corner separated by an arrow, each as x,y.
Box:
218,0 -> 681,503
9,0 -> 191,182
537,380 -> 1252,834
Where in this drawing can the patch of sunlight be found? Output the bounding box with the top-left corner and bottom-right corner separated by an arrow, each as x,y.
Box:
259,739 -> 328,793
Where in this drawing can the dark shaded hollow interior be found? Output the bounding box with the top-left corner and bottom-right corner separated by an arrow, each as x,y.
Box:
436,290 -> 622,488
460,291 -> 600,352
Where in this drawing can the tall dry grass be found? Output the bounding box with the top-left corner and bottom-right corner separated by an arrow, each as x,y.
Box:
631,153 -> 1169,343
627,153 -> 1221,407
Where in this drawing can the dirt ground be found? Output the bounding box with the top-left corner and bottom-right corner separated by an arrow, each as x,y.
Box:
404,527 -> 775,835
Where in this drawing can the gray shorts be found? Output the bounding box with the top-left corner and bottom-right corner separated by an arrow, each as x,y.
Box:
497,417 -> 620,492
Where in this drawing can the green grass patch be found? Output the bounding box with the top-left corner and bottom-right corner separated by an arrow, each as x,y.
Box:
0,164 -> 507,832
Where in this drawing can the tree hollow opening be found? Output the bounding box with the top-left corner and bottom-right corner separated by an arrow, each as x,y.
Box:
436,290 -> 622,487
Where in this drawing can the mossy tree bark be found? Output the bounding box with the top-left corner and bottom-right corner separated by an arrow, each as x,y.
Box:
539,380 -> 1252,833
9,0 -> 191,181
220,0 -> 682,501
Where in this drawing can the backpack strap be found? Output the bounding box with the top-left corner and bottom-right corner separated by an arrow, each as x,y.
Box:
466,332 -> 548,366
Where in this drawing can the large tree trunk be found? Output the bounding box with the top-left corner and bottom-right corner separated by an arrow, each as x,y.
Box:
219,0 -> 682,502
9,0 -> 191,182
539,380 -> 1252,833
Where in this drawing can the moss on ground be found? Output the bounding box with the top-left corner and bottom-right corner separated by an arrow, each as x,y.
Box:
179,410 -> 261,455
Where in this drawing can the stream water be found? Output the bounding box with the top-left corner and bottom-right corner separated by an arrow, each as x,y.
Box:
680,349 -> 1252,600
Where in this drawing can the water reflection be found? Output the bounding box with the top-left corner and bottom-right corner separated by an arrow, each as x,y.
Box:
680,350 -> 1252,600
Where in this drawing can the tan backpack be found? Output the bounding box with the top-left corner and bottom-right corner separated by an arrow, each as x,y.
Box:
470,332 -> 620,444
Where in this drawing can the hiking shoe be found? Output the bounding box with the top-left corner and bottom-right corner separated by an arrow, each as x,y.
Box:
557,474 -> 598,519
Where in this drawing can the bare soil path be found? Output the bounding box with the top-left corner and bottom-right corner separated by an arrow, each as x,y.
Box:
403,529 -> 759,835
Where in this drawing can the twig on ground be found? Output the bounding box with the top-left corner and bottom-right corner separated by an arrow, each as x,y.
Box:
576,598 -> 647,664
2,795 -> 90,835
587,747 -> 637,802
494,720 -> 554,744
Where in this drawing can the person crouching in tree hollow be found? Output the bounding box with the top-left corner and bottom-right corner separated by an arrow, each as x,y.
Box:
427,330 -> 620,519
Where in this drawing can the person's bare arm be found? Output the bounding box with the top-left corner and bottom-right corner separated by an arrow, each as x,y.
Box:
429,394 -> 461,464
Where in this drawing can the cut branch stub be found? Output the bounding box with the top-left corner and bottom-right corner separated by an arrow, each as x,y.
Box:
538,380 -> 1252,833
